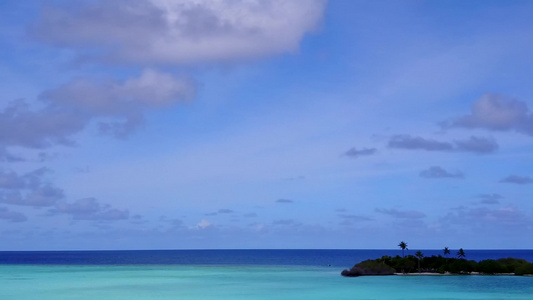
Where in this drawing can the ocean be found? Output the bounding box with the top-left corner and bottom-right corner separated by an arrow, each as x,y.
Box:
1,250 -> 532,299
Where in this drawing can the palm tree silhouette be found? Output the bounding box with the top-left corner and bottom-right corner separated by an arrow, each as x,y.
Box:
442,246 -> 451,270
398,241 -> 408,257
443,247 -> 450,257
415,251 -> 424,273
457,248 -> 466,259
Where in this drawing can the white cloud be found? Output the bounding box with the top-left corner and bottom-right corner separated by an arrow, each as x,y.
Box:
44,70 -> 195,114
0,99 -> 84,149
196,219 -> 212,229
447,94 -> 533,136
42,69 -> 195,138
0,70 -> 195,150
32,0 -> 328,64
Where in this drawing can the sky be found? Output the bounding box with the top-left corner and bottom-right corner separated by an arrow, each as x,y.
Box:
1,0 -> 533,251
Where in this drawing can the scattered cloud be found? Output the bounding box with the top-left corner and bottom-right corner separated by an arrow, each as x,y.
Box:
441,205 -> 531,228
0,207 -> 27,222
0,170 -> 26,189
3,0 -> 533,250
0,149 -> 25,163
476,194 -> 503,205
499,175 -> 533,185
0,99 -> 83,149
37,152 -> 60,162
388,135 -> 453,151
170,219 -> 184,228
453,136 -> 498,154
50,198 -> 129,221
205,208 -> 234,216
388,135 -> 497,154
0,169 -> 129,222
196,219 -> 212,229
419,166 -> 464,179
0,168 -> 64,207
375,208 -> 426,219
343,147 -> 377,158
31,0 -> 327,65
445,94 -> 533,136
0,70 -> 195,150
0,186 -> 65,207
41,69 -> 196,138
157,216 -> 184,228
272,219 -> 300,226
338,214 -> 373,223
276,199 -> 294,204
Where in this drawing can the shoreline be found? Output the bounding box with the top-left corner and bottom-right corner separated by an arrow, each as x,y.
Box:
394,272 -> 521,276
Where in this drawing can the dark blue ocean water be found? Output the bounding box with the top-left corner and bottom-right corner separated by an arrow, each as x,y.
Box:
1,249 -> 532,267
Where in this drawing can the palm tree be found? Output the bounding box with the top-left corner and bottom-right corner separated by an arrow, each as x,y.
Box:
415,251 -> 424,273
442,246 -> 451,271
398,241 -> 408,257
457,248 -> 466,259
443,247 -> 450,258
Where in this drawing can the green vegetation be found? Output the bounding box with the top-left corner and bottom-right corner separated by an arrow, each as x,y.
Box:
341,259 -> 396,277
457,248 -> 466,259
342,255 -> 533,276
341,242 -> 533,277
443,247 -> 450,258
415,251 -> 424,273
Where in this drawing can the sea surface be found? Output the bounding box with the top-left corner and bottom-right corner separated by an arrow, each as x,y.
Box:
1,250 -> 532,300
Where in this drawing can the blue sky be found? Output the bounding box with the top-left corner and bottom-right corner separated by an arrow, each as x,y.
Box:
1,0 -> 533,250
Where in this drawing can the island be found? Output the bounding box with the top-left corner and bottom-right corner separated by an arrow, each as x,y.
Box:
341,255 -> 533,277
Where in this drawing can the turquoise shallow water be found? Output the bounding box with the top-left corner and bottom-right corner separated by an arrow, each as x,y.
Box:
1,265 -> 532,300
